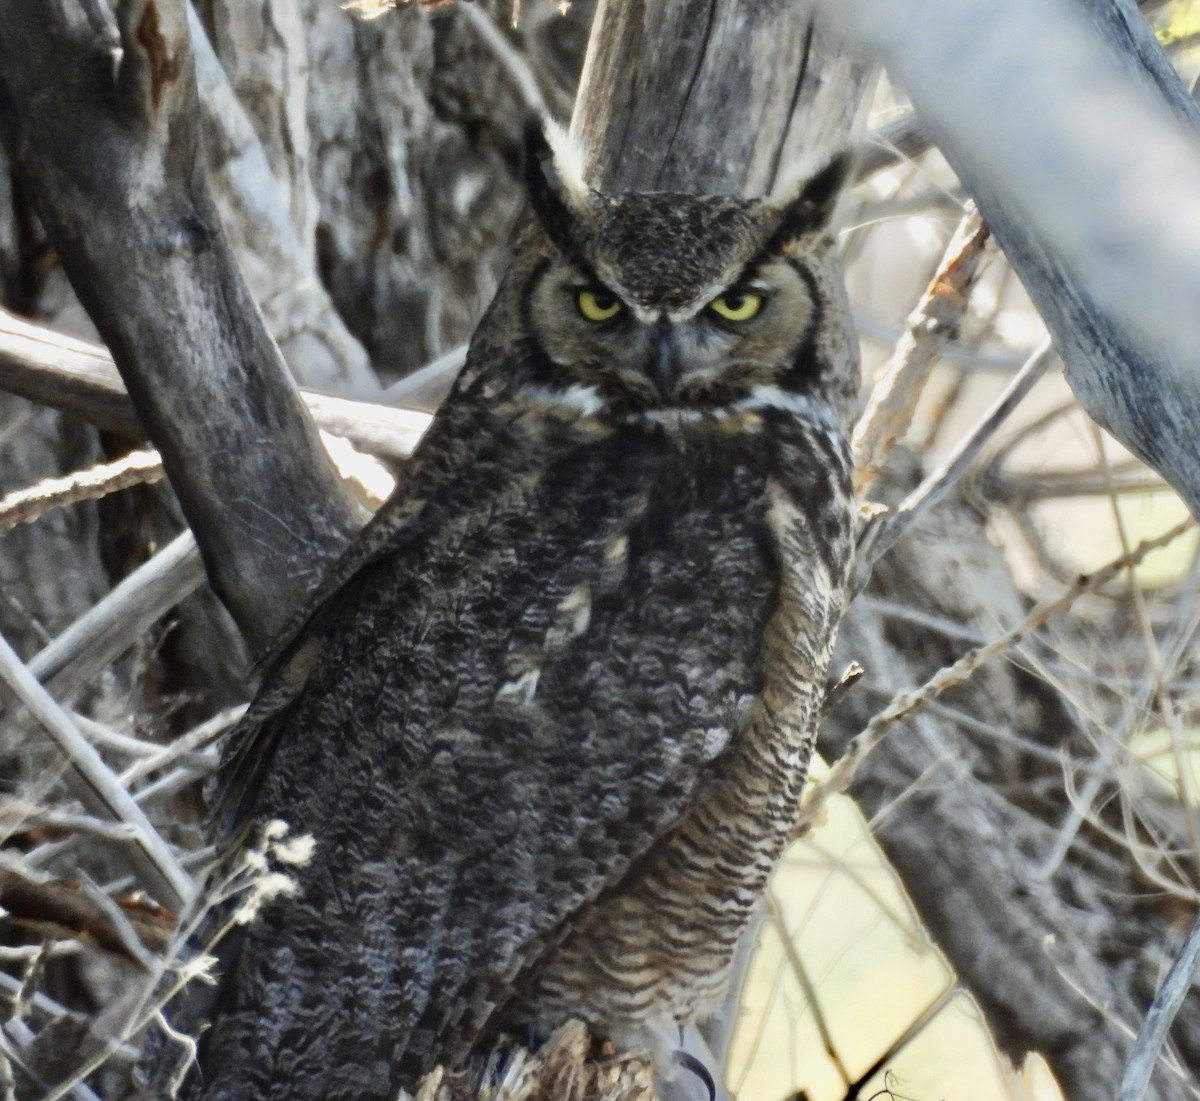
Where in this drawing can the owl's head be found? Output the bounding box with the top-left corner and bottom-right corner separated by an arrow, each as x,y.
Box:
462,124 -> 859,433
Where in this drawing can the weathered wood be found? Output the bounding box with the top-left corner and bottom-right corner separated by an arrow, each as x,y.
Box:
0,0 -> 362,650
187,4 -> 377,391
815,0 -> 1200,520
573,0 -> 870,195
0,309 -> 431,462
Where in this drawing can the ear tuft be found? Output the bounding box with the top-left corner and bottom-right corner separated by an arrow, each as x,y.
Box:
523,117 -> 589,257
766,151 -> 854,248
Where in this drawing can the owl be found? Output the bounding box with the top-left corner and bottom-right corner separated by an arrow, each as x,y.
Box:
180,123 -> 858,1101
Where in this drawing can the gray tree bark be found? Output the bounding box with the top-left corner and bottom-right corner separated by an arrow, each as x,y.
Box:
814,0 -> 1200,522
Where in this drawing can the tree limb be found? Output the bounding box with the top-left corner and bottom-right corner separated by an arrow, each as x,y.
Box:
0,308 -> 431,462
812,0 -> 1200,520
0,0 -> 362,649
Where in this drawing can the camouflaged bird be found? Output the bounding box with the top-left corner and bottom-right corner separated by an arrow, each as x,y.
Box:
183,123 -> 857,1101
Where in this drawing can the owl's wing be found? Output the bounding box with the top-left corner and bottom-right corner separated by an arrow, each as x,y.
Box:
192,420 -> 783,1101
210,402 -> 507,837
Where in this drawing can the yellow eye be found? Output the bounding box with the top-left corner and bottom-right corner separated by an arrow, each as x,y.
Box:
709,291 -> 763,322
576,289 -> 623,322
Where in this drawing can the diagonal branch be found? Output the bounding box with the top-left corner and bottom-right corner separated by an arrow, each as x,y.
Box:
0,630 -> 192,911
0,0 -> 362,650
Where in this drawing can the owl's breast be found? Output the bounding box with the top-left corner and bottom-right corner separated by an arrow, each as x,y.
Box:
497,415 -> 854,1051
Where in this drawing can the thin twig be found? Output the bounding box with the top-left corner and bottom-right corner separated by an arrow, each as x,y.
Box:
853,310 -> 1031,372
852,207 -> 990,494
380,344 -> 468,410
841,984 -> 959,1101
132,758 -> 217,806
0,801 -> 143,846
802,516 -> 1197,833
1092,420 -> 1200,869
69,714 -> 167,759
0,449 -> 163,531
75,875 -> 158,970
0,629 -> 192,911
0,972 -> 94,1030
852,338 -> 1056,592
119,705 -> 246,788
855,110 -> 932,180
765,892 -> 852,1087
1117,907 -> 1200,1101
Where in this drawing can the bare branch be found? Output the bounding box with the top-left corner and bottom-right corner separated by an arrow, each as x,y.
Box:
0,0 -> 362,648
0,449 -> 164,532
25,531 -> 205,704
852,339 -> 1056,589
814,0 -> 1200,520
1119,907 -> 1200,1101
0,308 -> 430,462
0,629 -> 192,910
805,515 -> 1197,834
852,207 -> 990,494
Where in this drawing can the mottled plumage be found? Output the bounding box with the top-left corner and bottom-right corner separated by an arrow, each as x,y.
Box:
184,125 -> 857,1101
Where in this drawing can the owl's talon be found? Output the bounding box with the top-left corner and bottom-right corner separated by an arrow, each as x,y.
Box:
671,1049 -> 716,1101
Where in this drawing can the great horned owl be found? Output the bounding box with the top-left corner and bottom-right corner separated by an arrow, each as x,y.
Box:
183,124 -> 858,1101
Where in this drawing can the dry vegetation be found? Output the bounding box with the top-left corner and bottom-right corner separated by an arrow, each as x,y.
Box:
1,1 -> 1199,1100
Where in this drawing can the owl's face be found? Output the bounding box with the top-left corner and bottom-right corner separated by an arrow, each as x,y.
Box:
476,124 -> 855,428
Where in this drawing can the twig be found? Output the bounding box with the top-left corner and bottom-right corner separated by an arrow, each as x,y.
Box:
1030,771 -> 1104,883
852,338 -> 1056,592
1117,907 -> 1200,1101
840,984 -> 958,1101
853,310 -> 1030,372
24,530 -> 205,704
855,111 -> 932,181
0,449 -> 163,531
802,516 -> 1197,833
458,4 -> 552,119
0,801 -> 143,846
132,758 -> 217,806
977,467 -> 1169,504
1092,420 -> 1200,868
0,629 -> 192,911
74,875 -> 158,969
0,973 -> 83,1028
766,892 -> 851,1087
9,940 -> 50,1026
118,705 -> 246,788
0,945 -> 81,962
69,714 -> 169,760
381,344 -> 468,411
852,207 -> 990,494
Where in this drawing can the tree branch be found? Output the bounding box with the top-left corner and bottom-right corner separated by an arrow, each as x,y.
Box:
0,0 -> 362,649
813,0 -> 1200,520
0,308 -> 431,462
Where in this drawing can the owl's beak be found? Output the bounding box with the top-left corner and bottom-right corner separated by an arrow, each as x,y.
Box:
646,320 -> 681,400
